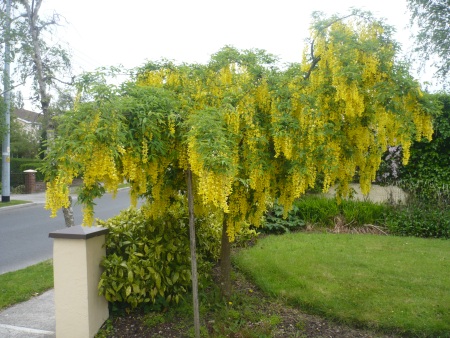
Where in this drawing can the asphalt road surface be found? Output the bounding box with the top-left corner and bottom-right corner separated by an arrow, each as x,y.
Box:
0,188 -> 138,274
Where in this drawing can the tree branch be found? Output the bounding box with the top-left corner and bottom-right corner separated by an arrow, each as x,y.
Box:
303,10 -> 373,80
0,79 -> 29,96
47,76 -> 75,86
304,39 -> 321,80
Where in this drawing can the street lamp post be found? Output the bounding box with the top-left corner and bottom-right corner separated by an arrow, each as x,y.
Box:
2,0 -> 11,203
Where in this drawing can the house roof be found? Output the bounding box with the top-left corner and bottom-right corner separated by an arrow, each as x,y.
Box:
13,108 -> 43,125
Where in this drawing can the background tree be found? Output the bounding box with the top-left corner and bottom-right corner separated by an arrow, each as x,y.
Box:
16,0 -> 72,132
407,0 -> 450,83
43,11 -> 435,311
1,0 -> 73,134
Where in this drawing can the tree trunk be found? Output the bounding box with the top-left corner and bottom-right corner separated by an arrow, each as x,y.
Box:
19,0 -> 52,129
219,216 -> 232,299
186,168 -> 200,338
62,196 -> 74,227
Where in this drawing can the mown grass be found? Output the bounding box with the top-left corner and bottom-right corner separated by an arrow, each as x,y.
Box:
0,260 -> 53,310
233,233 -> 450,337
0,200 -> 30,208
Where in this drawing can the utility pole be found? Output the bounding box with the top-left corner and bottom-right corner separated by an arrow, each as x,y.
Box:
2,0 -> 12,202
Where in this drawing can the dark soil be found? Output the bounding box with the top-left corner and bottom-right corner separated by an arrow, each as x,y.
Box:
100,268 -> 400,338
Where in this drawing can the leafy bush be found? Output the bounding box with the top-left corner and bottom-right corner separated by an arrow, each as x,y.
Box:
376,93 -> 450,206
385,204 -> 450,239
11,185 -> 25,194
262,196 -> 387,233
262,202 -> 306,234
340,199 -> 387,225
0,158 -> 44,183
400,178 -> 450,208
97,203 -> 222,309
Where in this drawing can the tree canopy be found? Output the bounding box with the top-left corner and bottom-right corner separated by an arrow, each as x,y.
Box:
407,0 -> 450,82
44,11 -> 435,232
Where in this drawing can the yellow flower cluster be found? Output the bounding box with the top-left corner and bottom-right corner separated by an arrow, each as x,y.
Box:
83,145 -> 121,192
198,171 -> 232,213
141,140 -> 148,164
334,81 -> 365,118
82,205 -> 94,226
225,110 -> 240,134
139,70 -> 165,87
219,66 -> 232,86
45,174 -> 72,217
228,184 -> 249,220
255,80 -> 271,112
187,134 -> 233,213
168,116 -> 176,136
122,151 -> 147,204
273,135 -> 293,159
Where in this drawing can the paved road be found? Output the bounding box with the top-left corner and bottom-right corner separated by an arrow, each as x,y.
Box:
0,189 -> 137,274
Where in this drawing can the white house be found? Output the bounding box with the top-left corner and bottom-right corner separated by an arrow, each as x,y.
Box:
12,108 -> 42,135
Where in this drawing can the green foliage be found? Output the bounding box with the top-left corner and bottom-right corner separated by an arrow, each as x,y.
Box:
97,204 -> 222,309
340,199 -> 387,226
262,196 -> 387,234
0,158 -> 44,187
96,270 -> 308,337
262,202 -> 306,234
98,208 -> 191,308
398,93 -> 450,205
19,160 -> 44,180
232,223 -> 260,248
385,204 -> 450,239
407,0 -> 450,81
376,93 -> 450,207
10,116 -> 40,158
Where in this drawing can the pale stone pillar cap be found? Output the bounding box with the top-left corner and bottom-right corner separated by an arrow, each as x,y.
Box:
49,225 -> 109,240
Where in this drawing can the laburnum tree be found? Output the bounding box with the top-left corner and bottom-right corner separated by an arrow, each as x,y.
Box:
43,11 -> 435,303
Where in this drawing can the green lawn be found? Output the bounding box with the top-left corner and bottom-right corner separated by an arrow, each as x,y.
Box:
0,200 -> 30,208
233,233 -> 450,337
0,260 -> 54,310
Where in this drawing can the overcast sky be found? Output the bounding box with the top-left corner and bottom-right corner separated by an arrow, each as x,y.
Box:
39,0 -> 414,72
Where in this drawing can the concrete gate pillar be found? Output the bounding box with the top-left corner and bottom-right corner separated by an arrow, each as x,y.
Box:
49,226 -> 109,338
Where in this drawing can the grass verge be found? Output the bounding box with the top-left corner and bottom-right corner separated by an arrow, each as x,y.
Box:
0,260 -> 54,310
0,200 -> 30,208
233,233 -> 450,337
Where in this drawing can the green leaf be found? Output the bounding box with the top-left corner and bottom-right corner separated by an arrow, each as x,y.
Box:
172,272 -> 179,284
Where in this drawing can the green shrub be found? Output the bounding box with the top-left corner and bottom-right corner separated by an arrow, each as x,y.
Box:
98,208 -> 192,308
340,199 -> 387,225
376,93 -> 450,207
385,204 -> 450,239
0,158 -> 44,183
262,202 -> 306,234
19,160 -> 45,181
11,185 -> 25,194
97,202 -> 222,309
400,178 -> 450,208
262,196 -> 388,234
